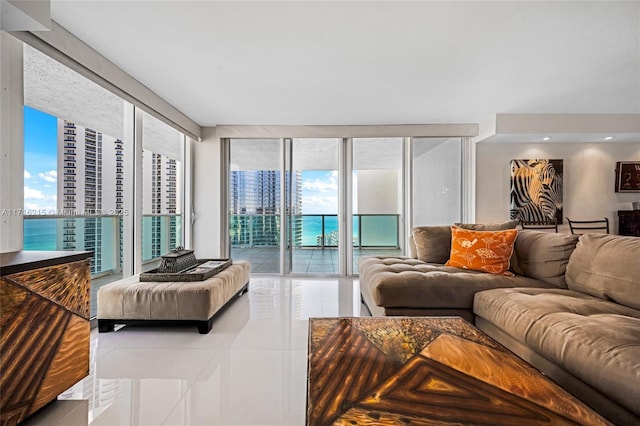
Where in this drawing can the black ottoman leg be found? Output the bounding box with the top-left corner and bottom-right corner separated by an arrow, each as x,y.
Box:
197,318 -> 214,334
98,319 -> 115,333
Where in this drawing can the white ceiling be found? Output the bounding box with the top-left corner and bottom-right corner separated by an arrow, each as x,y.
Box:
49,1 -> 640,128
24,45 -> 184,159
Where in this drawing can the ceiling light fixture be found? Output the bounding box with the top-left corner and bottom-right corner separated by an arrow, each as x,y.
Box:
542,137 -> 551,141
604,136 -> 614,141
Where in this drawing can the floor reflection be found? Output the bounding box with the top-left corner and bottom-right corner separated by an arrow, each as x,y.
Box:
25,277 -> 365,425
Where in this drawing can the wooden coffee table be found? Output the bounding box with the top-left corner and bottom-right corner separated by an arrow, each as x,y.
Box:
307,317 -> 610,425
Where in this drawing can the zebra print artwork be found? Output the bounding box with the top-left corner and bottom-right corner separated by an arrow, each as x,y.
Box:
510,159 -> 563,224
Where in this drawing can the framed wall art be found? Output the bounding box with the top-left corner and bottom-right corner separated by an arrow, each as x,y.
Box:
510,159 -> 563,224
615,161 -> 640,192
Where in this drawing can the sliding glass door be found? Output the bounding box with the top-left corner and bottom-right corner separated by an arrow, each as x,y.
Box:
352,138 -> 404,274
228,136 -> 464,275
289,138 -> 341,274
229,138 -> 282,273
229,138 -> 341,275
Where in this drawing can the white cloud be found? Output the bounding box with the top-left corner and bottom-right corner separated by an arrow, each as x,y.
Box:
301,195 -> 338,214
38,170 -> 57,183
24,186 -> 57,212
24,186 -> 45,200
302,171 -> 338,192
24,170 -> 32,179
23,201 -> 56,213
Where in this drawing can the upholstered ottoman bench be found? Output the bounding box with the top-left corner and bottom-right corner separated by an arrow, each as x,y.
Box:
97,261 -> 250,334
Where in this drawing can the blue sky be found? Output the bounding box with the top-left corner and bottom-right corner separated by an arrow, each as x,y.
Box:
24,106 -> 58,212
301,170 -> 338,214
22,105 -> 342,215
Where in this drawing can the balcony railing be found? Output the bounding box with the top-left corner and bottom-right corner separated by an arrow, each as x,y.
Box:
24,214 -> 183,315
230,214 -> 399,248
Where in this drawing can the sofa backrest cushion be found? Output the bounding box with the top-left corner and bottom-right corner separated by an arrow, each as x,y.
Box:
566,234 -> 640,309
412,226 -> 452,263
514,230 -> 579,288
453,219 -> 519,231
412,220 -> 518,263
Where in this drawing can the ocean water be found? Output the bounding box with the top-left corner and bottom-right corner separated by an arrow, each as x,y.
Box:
23,219 -> 57,250
24,215 -> 363,251
300,216 -> 339,246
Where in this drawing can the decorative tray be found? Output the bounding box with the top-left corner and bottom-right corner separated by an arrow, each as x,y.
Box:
139,258 -> 233,282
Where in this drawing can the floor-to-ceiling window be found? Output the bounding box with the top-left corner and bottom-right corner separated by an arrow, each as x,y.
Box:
352,138 -> 404,274
22,44 -> 188,317
229,139 -> 282,273
289,138 -> 340,274
227,136 -> 464,276
23,44 -> 131,317
141,111 -> 184,271
229,138 -> 343,275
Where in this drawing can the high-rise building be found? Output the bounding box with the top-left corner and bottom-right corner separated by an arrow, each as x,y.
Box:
57,119 -> 181,273
57,120 -> 121,274
229,170 -> 302,247
142,150 -> 181,260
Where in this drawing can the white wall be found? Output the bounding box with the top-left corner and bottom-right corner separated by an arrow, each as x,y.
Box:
412,139 -> 462,226
192,127 -> 222,257
476,142 -> 640,233
0,33 -> 24,252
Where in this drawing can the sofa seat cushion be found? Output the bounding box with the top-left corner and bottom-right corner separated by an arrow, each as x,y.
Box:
358,256 -> 553,310
98,261 -> 250,321
474,288 -> 640,416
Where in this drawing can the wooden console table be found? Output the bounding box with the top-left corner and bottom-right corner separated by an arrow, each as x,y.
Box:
618,210 -> 640,236
0,251 -> 92,425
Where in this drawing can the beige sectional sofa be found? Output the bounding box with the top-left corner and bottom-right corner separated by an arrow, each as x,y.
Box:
359,224 -> 579,320
358,228 -> 640,424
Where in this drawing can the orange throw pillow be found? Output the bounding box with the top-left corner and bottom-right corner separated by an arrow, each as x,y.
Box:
445,226 -> 518,276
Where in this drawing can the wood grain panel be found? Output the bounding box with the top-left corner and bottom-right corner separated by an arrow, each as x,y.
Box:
0,291 -> 68,405
359,355 -> 581,425
422,333 -> 610,426
307,318 -> 611,426
32,314 -> 90,410
0,279 -> 28,330
4,260 -> 90,319
336,407 -> 444,425
0,259 -> 90,426
307,320 -> 396,426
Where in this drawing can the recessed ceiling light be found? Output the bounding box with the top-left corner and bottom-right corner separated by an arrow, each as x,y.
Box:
542,137 -> 551,141
604,136 -> 614,141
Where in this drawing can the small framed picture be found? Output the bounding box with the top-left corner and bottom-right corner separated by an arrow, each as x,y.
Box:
615,161 -> 640,192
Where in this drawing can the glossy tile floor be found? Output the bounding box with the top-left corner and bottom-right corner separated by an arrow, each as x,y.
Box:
23,277 -> 367,426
